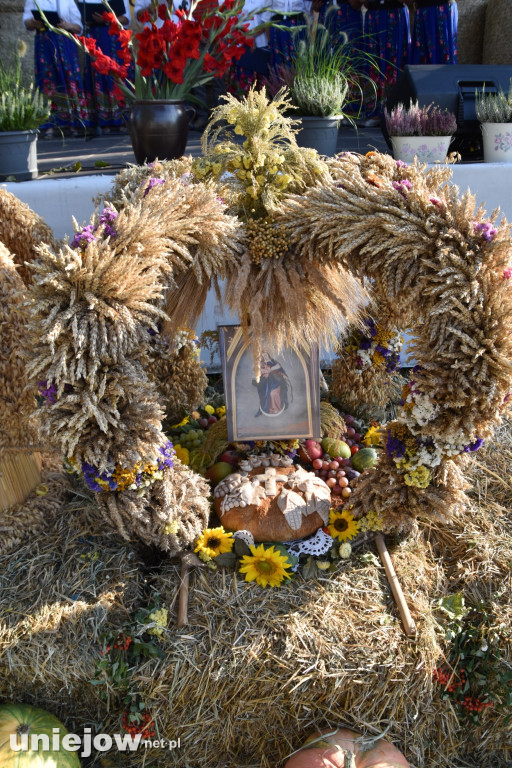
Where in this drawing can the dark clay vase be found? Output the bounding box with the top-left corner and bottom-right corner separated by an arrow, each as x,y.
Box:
128,99 -> 189,164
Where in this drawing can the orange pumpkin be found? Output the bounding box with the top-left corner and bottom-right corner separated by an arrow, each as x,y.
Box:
284,728 -> 410,768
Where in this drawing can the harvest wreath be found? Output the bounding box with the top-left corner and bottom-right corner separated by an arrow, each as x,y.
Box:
1,87 -> 512,576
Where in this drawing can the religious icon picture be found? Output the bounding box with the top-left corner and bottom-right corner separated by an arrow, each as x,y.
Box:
218,325 -> 321,442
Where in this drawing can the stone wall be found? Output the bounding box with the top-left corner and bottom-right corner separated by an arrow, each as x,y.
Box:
0,0 -> 35,82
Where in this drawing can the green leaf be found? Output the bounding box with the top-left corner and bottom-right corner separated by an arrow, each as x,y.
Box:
302,556 -> 318,580
94,160 -> 110,168
438,593 -> 468,620
214,551 -> 238,567
234,538 -> 251,557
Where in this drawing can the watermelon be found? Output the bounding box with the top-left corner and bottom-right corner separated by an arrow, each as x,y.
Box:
321,438 -> 351,459
350,447 -> 378,472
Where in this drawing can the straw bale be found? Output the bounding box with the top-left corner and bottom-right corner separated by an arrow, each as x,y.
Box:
0,243 -> 39,452
0,485 -> 147,725
482,0 -> 512,65
0,187 -> 55,285
457,0 -> 487,65
1,422 -> 510,768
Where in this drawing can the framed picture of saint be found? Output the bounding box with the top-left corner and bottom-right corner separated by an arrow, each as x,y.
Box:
218,325 -> 321,442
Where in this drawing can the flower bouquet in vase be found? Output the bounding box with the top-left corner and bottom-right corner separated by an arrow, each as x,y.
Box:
385,101 -> 457,165
46,0 -> 261,162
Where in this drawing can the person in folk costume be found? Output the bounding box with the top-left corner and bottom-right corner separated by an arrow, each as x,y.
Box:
410,0 -> 457,65
361,0 -> 411,124
226,0 -> 272,97
268,0 -> 312,71
316,0 -> 364,49
254,352 -> 291,417
23,0 -> 91,136
78,0 -> 131,133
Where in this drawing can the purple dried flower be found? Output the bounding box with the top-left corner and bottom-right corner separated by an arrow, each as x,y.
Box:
392,179 -> 412,199
463,438 -> 484,453
356,356 -> 363,368
473,221 -> 497,242
144,177 -> 165,197
38,380 -> 57,405
386,429 -> 406,459
395,159 -> 407,168
81,461 -> 117,492
359,338 -> 372,350
71,225 -> 97,249
157,441 -> 175,470
375,344 -> 391,358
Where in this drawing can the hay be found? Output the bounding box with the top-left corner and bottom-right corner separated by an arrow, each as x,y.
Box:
0,187 -> 56,285
0,420 -> 510,767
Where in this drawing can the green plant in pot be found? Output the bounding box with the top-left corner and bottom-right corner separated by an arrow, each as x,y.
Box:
476,81 -> 512,163
384,101 -> 457,165
0,43 -> 51,181
265,13 -> 374,156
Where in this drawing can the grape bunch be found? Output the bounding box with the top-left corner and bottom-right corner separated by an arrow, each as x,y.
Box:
176,428 -> 206,451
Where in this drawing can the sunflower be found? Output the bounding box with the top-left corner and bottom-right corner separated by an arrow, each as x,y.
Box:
194,526 -> 234,559
239,544 -> 293,588
328,508 -> 360,542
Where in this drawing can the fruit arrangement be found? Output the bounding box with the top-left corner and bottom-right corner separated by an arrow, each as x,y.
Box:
297,413 -> 378,505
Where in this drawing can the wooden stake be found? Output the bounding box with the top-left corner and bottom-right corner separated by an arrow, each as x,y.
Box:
177,552 -> 204,628
177,559 -> 190,628
375,533 -> 416,638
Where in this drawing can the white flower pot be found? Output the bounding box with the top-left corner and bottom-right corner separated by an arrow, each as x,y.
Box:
481,122 -> 512,163
390,135 -> 452,164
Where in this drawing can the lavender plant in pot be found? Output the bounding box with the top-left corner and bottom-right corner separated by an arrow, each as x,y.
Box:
476,82 -> 512,163
384,101 -> 457,164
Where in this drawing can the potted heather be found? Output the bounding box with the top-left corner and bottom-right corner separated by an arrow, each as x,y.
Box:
384,101 -> 457,164
476,82 -> 512,163
0,45 -> 51,181
265,15 -> 375,156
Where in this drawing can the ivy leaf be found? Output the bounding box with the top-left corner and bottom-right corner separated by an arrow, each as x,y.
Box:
438,593 -> 468,620
214,552 -> 238,567
302,556 -> 318,580
234,538 -> 251,557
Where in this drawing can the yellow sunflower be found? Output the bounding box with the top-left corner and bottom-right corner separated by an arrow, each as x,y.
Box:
239,544 -> 293,588
194,526 -> 234,559
328,508 -> 360,542
174,444 -> 190,465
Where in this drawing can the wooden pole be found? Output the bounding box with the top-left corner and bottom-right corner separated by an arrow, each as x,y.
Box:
375,533 -> 416,638
177,558 -> 190,628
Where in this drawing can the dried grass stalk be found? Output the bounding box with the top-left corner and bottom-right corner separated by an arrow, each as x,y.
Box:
0,187 -> 55,285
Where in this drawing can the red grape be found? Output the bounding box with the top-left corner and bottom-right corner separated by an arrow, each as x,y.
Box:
329,460 -> 339,470
326,477 -> 337,489
312,458 -> 323,470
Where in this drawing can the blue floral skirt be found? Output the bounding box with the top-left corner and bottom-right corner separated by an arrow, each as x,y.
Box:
411,2 -> 458,65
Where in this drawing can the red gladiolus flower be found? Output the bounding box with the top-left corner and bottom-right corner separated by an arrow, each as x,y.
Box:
159,18 -> 176,42
163,58 -> 186,84
138,9 -> 151,22
202,52 -> 219,73
102,11 -> 117,25
113,84 -> 126,106
157,3 -> 168,20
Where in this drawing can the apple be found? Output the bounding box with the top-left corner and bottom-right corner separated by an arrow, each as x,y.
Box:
298,439 -> 323,463
198,418 -> 209,429
205,461 -> 234,484
219,450 -> 239,467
